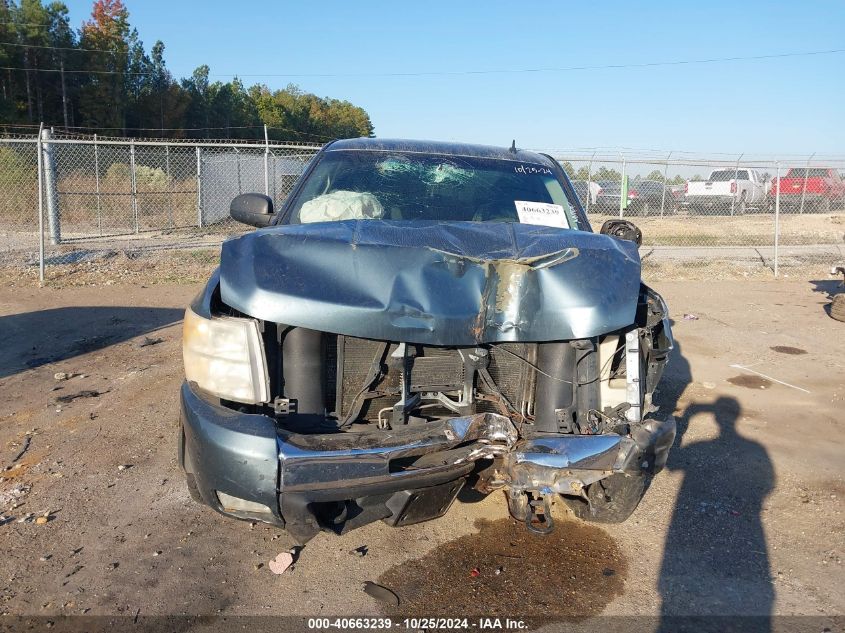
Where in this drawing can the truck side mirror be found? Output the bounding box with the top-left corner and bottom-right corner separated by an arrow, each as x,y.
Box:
230,193 -> 274,227
600,219 -> 642,246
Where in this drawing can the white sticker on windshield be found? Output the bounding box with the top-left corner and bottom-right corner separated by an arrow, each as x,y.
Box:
514,200 -> 570,228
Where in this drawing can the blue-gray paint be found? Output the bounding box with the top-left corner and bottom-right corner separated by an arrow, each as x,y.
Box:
219,220 -> 641,345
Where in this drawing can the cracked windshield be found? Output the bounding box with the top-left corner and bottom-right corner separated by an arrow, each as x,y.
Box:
288,150 -> 576,227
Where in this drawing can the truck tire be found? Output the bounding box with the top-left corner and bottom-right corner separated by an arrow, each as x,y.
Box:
561,473 -> 647,523
816,198 -> 831,214
831,294 -> 845,322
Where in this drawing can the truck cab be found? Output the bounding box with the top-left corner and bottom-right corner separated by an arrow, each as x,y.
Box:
686,168 -> 765,215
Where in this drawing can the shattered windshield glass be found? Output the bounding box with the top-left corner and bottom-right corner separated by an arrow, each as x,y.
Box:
286,150 -> 577,227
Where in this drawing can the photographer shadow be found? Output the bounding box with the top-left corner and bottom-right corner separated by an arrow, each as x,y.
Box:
658,395 -> 775,632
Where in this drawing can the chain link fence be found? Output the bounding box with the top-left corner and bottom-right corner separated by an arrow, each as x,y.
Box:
555,151 -> 845,275
0,131 -> 322,278
0,134 -> 843,282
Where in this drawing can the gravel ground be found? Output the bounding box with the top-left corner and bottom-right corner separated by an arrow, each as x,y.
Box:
0,278 -> 843,629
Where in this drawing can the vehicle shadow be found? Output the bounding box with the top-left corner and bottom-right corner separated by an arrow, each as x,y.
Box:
0,306 -> 184,379
808,278 -> 842,298
653,319 -> 693,420
808,278 -> 843,319
646,319 -> 693,506
657,395 -> 775,632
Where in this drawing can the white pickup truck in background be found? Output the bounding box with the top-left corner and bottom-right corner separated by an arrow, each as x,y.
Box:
685,168 -> 766,214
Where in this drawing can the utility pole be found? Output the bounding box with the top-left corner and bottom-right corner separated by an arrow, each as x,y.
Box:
23,49 -> 33,122
60,59 -> 69,129
157,70 -> 164,135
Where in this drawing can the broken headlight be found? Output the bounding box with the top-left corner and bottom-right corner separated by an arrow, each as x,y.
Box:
182,306 -> 269,404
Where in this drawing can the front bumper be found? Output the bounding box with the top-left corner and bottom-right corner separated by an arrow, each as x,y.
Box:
688,195 -> 741,210
180,381 -> 675,541
776,193 -> 827,205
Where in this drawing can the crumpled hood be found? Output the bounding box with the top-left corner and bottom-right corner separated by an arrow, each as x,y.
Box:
219,220 -> 641,345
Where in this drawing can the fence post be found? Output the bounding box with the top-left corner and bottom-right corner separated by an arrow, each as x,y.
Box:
619,157 -> 626,218
659,151 -> 672,216
37,122 -> 45,284
93,133 -> 102,235
196,146 -> 203,227
41,127 -> 61,244
730,153 -> 743,216
798,153 -> 814,215
165,143 -> 174,229
129,139 -> 139,233
585,151 -> 595,214
235,148 -> 242,194
774,162 -> 781,278
263,124 -> 270,197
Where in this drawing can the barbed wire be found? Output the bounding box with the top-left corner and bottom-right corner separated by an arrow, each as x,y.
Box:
0,129 -> 326,147
0,125 -> 842,161
1,122 -> 336,142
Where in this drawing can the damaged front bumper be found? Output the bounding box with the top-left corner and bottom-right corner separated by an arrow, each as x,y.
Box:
180,381 -> 675,542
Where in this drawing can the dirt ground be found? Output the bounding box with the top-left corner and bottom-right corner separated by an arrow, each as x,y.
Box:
0,277 -> 843,628
589,210 -> 845,246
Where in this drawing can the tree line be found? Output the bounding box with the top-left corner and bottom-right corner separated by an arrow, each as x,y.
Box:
0,0 -> 374,141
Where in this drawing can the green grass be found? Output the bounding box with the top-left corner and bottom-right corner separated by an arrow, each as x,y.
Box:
184,249 -> 219,265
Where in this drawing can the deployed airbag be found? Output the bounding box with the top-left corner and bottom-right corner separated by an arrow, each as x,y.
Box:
299,190 -> 385,223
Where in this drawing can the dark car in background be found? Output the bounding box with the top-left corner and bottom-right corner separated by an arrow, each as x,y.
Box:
571,179 -> 600,210
596,179 -> 677,215
179,138 -> 675,543
571,179 -> 591,208
595,180 -> 620,212
668,184 -> 686,207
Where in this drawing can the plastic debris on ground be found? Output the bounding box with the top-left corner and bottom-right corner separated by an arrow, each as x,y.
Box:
268,551 -> 294,575
55,390 -> 105,404
0,484 -> 31,507
363,581 -> 400,606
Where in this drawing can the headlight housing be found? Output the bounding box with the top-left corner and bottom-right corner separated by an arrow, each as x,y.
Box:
182,306 -> 270,404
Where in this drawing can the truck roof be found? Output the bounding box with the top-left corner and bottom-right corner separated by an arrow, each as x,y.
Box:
326,137 -> 554,166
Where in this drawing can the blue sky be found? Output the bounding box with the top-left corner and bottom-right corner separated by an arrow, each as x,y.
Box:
62,0 -> 845,155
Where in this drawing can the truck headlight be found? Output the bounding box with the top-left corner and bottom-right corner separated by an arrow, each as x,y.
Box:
182,307 -> 270,404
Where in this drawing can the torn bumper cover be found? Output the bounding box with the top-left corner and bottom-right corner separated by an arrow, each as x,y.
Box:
505,417 -> 677,496
180,381 -> 675,542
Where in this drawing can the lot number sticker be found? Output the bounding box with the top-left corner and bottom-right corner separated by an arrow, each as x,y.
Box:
514,200 -> 570,228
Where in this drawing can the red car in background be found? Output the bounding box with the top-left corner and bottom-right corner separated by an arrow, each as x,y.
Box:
769,167 -> 845,212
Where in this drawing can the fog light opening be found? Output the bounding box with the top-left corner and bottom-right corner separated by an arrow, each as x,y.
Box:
215,491 -> 272,515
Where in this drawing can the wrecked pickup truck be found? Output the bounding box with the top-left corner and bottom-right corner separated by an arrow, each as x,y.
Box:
179,138 -> 675,542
